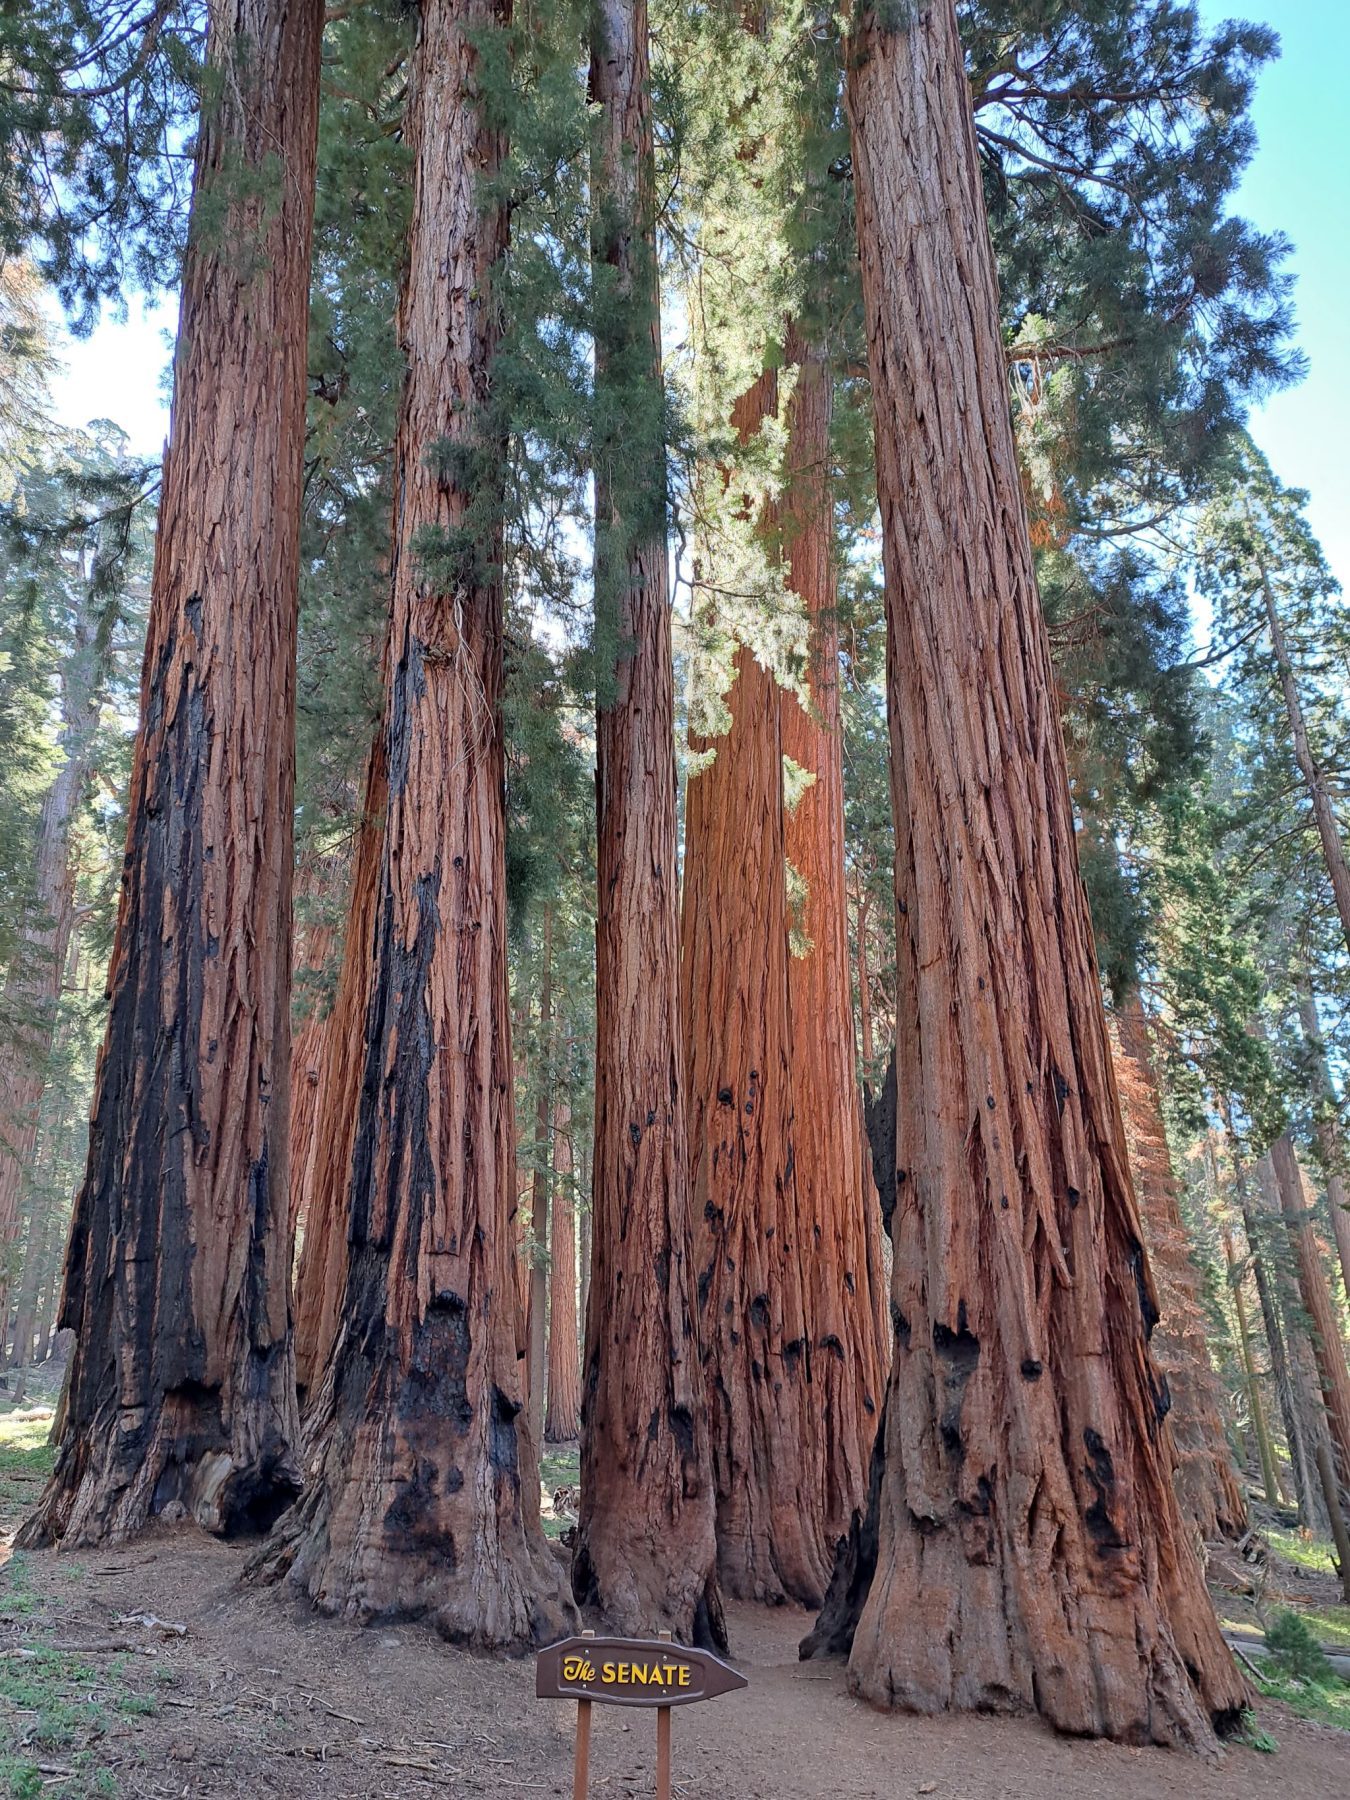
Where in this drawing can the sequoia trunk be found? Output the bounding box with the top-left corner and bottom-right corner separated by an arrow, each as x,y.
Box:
1112,999 -> 1245,1537
1297,991 -> 1350,1301
824,0 -> 1245,1745
1260,568 -> 1350,956
287,857 -> 341,1246
778,329 -> 889,1496
1247,1154 -> 1327,1533
21,0 -> 322,1548
685,366 -> 835,1605
1269,1133 -> 1350,1493
575,0 -> 721,1642
527,907 -> 555,1451
1222,1230 -> 1282,1505
545,1098 -> 581,1442
292,734 -> 386,1401
253,0 -> 571,1648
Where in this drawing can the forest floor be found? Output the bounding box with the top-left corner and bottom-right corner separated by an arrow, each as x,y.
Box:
2,1395 -> 1349,1800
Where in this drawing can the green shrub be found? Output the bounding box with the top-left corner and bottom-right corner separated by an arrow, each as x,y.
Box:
1266,1608 -> 1337,1686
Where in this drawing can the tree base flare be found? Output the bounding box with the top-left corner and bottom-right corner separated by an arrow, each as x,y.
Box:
571,1522 -> 727,1651
801,1398 -> 1248,1751
19,1370 -> 301,1550
249,1320 -> 575,1653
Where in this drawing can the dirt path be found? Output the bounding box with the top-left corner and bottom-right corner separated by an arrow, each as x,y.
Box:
2,1530 -> 1347,1800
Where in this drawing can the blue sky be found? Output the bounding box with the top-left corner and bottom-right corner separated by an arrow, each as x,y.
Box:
1200,0 -> 1350,600
48,4 -> 1348,609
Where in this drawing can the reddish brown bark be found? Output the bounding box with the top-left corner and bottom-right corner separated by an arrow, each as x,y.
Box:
545,1098 -> 581,1443
1269,1133 -> 1350,1495
255,0 -> 570,1647
684,630 -> 824,1600
684,370 -> 821,1603
21,0 -> 323,1548
287,895 -> 338,1247
575,0 -> 721,1643
811,1 -> 1245,1745
778,331 -> 888,1499
682,347 -> 882,1605
292,734 -> 386,1400
526,906 -> 555,1450
1112,1000 -> 1246,1538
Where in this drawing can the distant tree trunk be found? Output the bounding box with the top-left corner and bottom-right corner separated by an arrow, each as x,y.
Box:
1259,564 -> 1350,955
545,1097 -> 581,1442
575,0 -> 721,1644
5,1218 -> 40,1368
1297,990 -> 1350,1301
527,906 -> 555,1451
0,764 -> 76,1330
21,0 -> 323,1549
1222,1229 -> 1282,1507
855,886 -> 874,1071
578,1190 -> 592,1343
815,0 -> 1245,1745
1112,999 -> 1246,1537
254,0 -> 571,1649
1315,1440 -> 1350,1604
1269,1133 -> 1350,1495
287,856 -> 342,1247
292,735 -> 386,1401
1248,1153 -> 1326,1533
512,986 -> 534,1320
0,590 -> 111,1331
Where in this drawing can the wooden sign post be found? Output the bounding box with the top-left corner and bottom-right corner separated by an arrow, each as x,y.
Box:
537,1627 -> 747,1800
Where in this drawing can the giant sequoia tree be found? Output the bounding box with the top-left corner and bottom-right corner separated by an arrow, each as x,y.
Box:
683,346 -> 883,1606
22,0 -> 324,1547
255,0 -> 571,1649
807,2 -> 1246,1745
574,0 -> 721,1643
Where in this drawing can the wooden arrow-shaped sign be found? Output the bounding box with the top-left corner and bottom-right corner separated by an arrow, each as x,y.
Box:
536,1634 -> 747,1710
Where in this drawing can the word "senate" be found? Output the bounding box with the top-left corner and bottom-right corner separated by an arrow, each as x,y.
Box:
562,1654 -> 693,1690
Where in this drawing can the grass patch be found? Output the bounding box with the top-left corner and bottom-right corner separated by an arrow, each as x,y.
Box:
1300,1603 -> 1350,1649
1250,1664 -> 1350,1731
1264,1522 -> 1337,1577
0,1641 -> 127,1797
0,1410 -> 55,1535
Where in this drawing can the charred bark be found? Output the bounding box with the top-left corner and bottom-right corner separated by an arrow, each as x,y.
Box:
575,0 -> 721,1644
253,0 -> 571,1649
21,0 -> 323,1548
825,0 -> 1245,1746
